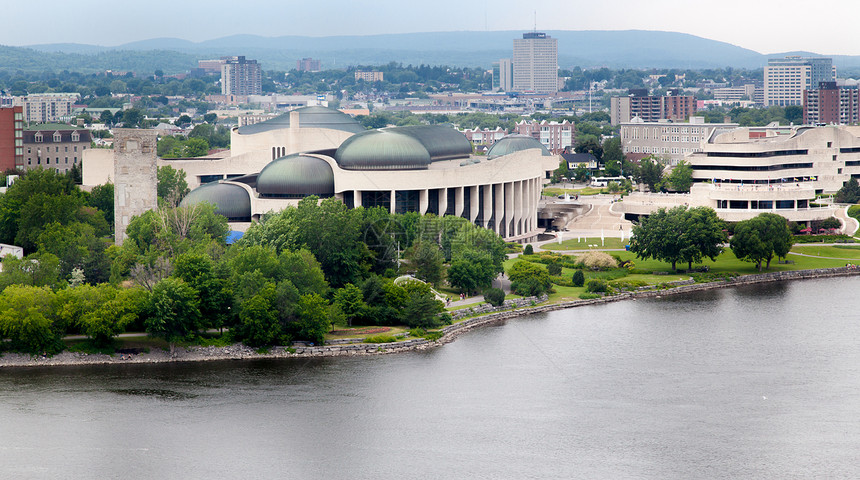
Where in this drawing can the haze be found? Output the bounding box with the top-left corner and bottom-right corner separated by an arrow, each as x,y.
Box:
4,0 -> 859,56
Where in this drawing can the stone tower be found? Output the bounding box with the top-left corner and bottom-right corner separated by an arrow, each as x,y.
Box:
113,129 -> 158,246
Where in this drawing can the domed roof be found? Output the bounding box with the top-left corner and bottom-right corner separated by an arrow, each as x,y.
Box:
180,182 -> 251,220
335,129 -> 431,170
236,106 -> 366,135
334,125 -> 471,170
257,154 -> 335,196
487,134 -> 552,159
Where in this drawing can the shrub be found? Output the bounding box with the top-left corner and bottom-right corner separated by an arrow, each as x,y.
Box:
523,244 -> 534,255
546,262 -> 563,276
585,278 -> 609,293
575,251 -> 618,270
579,293 -> 601,299
423,331 -> 444,341
364,334 -> 398,344
508,260 -> 552,296
572,269 -> 585,287
483,287 -> 506,307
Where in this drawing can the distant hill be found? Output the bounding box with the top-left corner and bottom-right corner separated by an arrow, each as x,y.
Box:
11,30 -> 860,74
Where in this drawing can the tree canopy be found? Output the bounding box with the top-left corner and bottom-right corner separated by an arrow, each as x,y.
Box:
730,213 -> 793,271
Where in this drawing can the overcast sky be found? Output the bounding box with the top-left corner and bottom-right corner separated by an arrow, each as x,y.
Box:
5,0 -> 858,55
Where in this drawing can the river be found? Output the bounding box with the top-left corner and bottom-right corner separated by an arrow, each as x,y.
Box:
1,277 -> 858,479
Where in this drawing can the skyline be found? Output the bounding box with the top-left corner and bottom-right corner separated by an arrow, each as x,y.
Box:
4,0 -> 860,56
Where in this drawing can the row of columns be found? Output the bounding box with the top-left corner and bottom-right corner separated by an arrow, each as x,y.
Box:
349,178 -> 541,238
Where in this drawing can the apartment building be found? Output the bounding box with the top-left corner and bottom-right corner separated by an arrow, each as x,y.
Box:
355,71 -> 384,82
13,93 -> 80,124
803,81 -> 860,125
493,59 -> 513,92
296,58 -> 321,72
610,89 -> 697,125
221,56 -> 262,96
460,127 -> 508,152
514,119 -> 574,154
0,106 -> 24,171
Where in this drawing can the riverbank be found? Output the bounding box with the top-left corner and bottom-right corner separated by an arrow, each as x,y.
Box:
2,266 -> 858,369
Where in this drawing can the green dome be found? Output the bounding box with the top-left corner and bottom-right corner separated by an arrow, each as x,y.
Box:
487,134 -> 552,159
236,105 -> 366,135
335,129 -> 432,170
181,182 -> 251,221
334,125 -> 472,170
257,154 -> 335,197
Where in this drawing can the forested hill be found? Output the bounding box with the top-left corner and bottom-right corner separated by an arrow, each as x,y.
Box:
6,30 -> 859,74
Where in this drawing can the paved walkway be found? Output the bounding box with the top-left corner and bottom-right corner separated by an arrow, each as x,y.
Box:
533,195 -> 633,252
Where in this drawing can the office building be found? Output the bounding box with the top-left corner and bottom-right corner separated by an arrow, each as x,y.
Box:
764,56 -> 834,107
0,106 -> 24,171
221,56 -> 262,96
803,81 -> 860,125
512,32 -> 558,94
619,116 -> 738,165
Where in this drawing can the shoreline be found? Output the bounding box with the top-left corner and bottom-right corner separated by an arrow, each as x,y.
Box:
2,266 -> 858,369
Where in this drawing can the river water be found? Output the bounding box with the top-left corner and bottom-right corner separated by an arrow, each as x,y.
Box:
2,277 -> 859,479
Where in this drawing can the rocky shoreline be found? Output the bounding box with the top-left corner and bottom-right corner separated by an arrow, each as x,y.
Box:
2,266 -> 857,369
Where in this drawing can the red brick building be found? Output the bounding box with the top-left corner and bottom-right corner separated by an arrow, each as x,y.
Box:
803,81 -> 860,125
0,106 -> 24,171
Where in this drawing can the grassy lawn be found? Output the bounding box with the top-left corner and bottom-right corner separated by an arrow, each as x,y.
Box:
542,237 -> 628,251
790,245 -> 860,260
325,325 -> 409,341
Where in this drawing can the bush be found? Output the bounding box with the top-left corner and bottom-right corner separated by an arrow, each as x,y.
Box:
523,244 -> 534,255
508,260 -> 552,296
575,251 -> 618,270
572,269 -> 585,287
546,262 -> 563,276
585,278 -> 609,293
423,331 -> 443,341
483,287 -> 506,307
578,293 -> 601,299
363,334 -> 398,344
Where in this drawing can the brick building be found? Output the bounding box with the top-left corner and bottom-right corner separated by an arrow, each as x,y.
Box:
296,58 -> 321,72
514,119 -> 574,154
0,106 -> 24,171
21,124 -> 92,173
803,81 -> 860,125
610,89 -> 697,125
460,126 -> 508,152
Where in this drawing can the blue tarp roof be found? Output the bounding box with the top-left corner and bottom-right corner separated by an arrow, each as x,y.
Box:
226,230 -> 245,245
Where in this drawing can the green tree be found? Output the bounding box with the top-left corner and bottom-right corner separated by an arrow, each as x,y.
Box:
507,260 -> 552,296
835,178 -> 860,204
175,114 -> 192,126
730,213 -> 794,271
294,293 -> 331,345
483,287 -> 505,306
88,183 -> 114,227
0,252 -> 63,291
629,206 -> 688,271
157,165 -> 190,207
173,252 -> 234,331
401,288 -> 445,329
0,285 -> 63,355
236,282 -> 281,347
145,277 -> 201,353
602,137 -> 623,177
666,160 -> 693,193
679,207 -> 726,270
182,137 -> 210,157
409,240 -> 445,286
637,157 -> 664,192
333,283 -> 366,327
572,269 -> 585,287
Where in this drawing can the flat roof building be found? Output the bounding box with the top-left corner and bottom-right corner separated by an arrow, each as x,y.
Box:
513,32 -> 558,94
221,56 -> 262,96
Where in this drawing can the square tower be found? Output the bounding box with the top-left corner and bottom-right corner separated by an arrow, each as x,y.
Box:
512,32 -> 558,94
113,129 -> 158,245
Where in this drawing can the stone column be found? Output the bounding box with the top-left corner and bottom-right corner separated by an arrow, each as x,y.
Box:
454,186 -> 464,217
419,189 -> 429,215
353,190 -> 362,208
504,182 -> 514,237
494,183 -> 505,236
390,189 -> 396,214
469,185 -> 479,223
438,188 -> 448,217
482,185 -> 493,229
